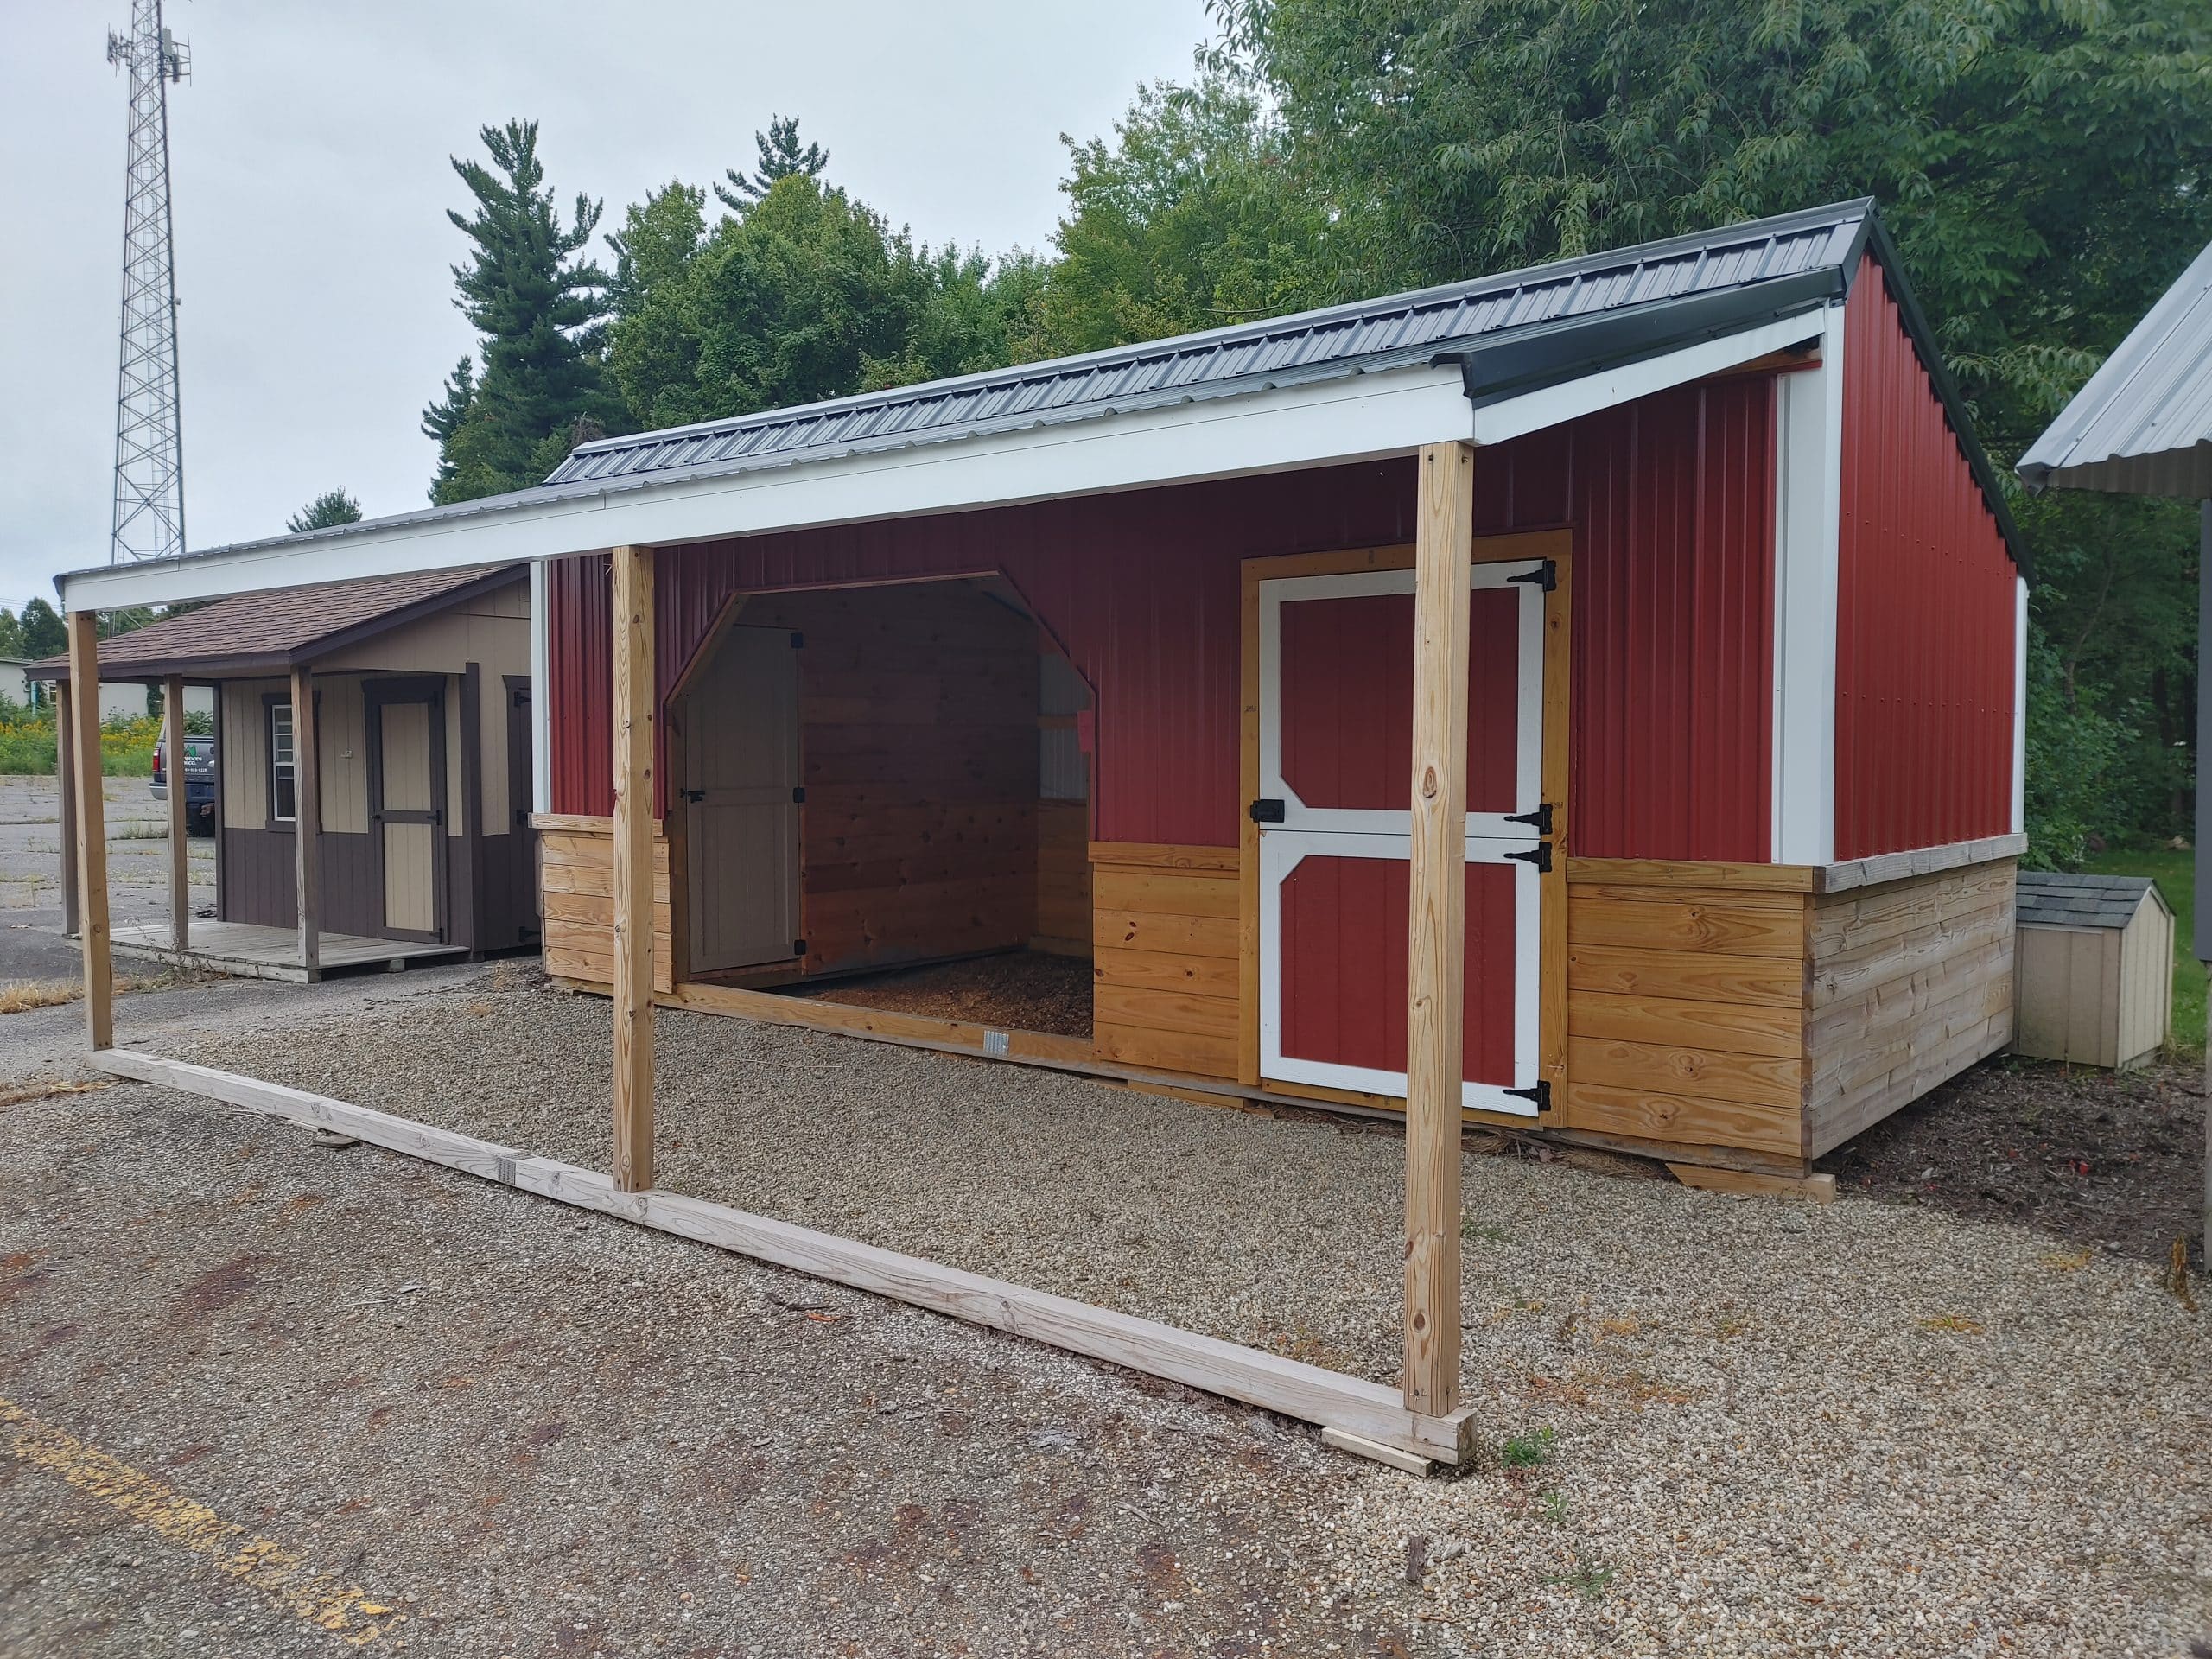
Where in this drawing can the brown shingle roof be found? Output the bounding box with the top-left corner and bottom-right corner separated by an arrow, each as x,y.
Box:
32,567 -> 519,682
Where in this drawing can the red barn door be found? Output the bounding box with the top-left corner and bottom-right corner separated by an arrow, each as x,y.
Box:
1255,561 -> 1547,1115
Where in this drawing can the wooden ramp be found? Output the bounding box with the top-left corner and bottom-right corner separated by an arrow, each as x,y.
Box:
108,920 -> 463,982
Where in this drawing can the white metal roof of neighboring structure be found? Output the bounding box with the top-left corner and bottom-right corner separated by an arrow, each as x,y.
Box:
2018,238 -> 2212,501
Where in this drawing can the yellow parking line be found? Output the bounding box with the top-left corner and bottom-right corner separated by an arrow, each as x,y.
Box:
0,1395 -> 405,1647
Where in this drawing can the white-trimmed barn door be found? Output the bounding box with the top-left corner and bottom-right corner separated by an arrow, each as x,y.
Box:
1254,560 -> 1550,1116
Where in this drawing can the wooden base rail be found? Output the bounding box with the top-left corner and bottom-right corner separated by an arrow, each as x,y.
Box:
92,1048 -> 1477,1470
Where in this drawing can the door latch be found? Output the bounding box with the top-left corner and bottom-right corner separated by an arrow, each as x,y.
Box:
1249,798 -> 1286,823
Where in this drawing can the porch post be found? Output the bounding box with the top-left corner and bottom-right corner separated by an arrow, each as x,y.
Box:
55,679 -> 79,939
611,544 -> 657,1192
164,674 -> 190,958
1403,441 -> 1474,1418
290,664 -> 320,976
66,613 -> 112,1051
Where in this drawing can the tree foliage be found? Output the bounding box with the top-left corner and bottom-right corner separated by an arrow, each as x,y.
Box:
717,116 -> 830,213
607,171 -> 1039,430
287,489 -> 362,533
423,120 -> 623,504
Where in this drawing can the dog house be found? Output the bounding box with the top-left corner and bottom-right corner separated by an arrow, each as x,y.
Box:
54,199 -> 2025,1466
2012,872 -> 2174,1068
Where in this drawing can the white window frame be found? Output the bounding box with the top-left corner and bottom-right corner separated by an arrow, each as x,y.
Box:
269,698 -> 296,824
1253,560 -> 1548,1116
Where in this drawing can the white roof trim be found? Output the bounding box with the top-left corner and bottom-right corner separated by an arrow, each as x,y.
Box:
58,313 -> 1816,614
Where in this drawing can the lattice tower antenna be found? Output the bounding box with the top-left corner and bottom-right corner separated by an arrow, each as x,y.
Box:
105,1 -> 189,564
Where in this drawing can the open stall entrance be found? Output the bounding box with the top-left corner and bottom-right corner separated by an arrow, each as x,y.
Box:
666,575 -> 1096,1040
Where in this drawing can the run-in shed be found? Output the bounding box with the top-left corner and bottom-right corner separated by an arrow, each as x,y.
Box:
53,199 -> 2025,1468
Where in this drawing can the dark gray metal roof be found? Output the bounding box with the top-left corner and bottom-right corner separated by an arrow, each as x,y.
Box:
2016,871 -> 2171,930
549,200 -> 1871,490
2018,237 -> 2212,501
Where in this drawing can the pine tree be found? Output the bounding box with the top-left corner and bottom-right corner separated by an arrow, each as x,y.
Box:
423,120 -> 620,504
715,116 -> 830,212
287,490 -> 363,533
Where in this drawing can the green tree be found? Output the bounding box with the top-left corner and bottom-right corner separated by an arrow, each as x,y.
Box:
1021,74 -> 1332,358
425,119 -> 621,504
18,598 -> 64,661
607,181 -> 708,319
287,489 -> 362,532
716,116 -> 830,213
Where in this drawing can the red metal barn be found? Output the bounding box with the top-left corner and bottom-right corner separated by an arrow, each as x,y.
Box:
57,199 -> 2024,1464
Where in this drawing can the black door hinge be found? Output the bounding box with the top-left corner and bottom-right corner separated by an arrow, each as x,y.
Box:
1510,560 -> 1558,593
683,788 -> 706,804
792,938 -> 807,956
1249,798 -> 1286,823
791,785 -> 806,804
1505,803 -> 1554,835
790,632 -> 805,650
1504,1079 -> 1553,1113
1505,842 -> 1553,873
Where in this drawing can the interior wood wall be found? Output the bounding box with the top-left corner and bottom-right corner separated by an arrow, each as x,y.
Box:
732,583 -> 1040,976
1090,843 -> 1241,1078
1036,801 -> 1091,951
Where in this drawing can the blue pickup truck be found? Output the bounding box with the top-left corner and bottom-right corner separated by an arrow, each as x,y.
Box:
150,733 -> 217,836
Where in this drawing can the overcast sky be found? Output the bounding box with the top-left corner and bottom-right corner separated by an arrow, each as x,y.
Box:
0,0 -> 1214,610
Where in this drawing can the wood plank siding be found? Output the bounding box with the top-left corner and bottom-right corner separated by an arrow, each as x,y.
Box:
1804,858 -> 2016,1156
541,828 -> 673,993
1089,844 -> 1242,1079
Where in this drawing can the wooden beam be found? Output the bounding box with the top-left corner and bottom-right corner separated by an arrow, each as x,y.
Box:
1667,1163 -> 1837,1205
611,543 -> 657,1193
163,674 -> 190,957
290,664 -> 321,977
1403,440 -> 1473,1418
65,613 -> 112,1051
90,1046 -> 1478,1467
55,680 -> 79,940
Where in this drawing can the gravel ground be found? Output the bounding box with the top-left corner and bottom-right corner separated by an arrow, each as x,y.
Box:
111,972 -> 2212,1656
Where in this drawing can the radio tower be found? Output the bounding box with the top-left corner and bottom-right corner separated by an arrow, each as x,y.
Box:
105,1 -> 188,564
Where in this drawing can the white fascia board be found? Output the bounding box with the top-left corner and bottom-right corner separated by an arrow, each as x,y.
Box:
1772,302 -> 1847,864
1471,313 -> 1824,448
60,365 -> 1473,613
528,559 -> 552,815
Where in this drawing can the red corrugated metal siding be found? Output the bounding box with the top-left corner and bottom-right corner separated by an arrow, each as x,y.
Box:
1476,378 -> 1777,861
547,383 -> 1778,859
1835,256 -> 2017,860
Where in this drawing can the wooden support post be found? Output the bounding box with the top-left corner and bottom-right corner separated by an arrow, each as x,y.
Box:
163,673 -> 190,957
1403,441 -> 1474,1418
611,544 -> 657,1193
66,613 -> 112,1051
290,664 -> 320,977
55,680 -> 79,939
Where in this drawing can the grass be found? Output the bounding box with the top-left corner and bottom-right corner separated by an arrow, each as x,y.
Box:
2082,845 -> 2204,1056
1499,1427 -> 1556,1469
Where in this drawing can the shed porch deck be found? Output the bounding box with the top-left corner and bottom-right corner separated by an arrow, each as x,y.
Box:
108,919 -> 465,982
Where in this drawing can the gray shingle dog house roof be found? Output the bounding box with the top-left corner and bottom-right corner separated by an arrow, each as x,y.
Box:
2014,871 -> 2170,930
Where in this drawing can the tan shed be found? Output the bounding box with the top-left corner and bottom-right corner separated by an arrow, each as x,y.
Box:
2012,873 -> 2174,1068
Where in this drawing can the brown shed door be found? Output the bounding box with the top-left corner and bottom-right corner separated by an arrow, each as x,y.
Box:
369,682 -> 448,943
686,626 -> 801,973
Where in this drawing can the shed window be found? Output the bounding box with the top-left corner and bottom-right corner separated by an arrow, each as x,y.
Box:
270,700 -> 296,823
